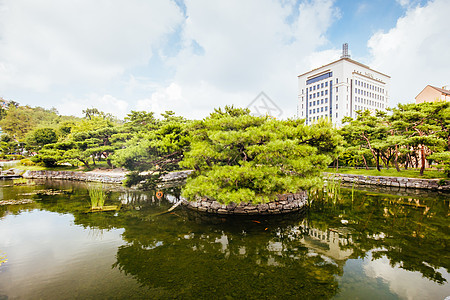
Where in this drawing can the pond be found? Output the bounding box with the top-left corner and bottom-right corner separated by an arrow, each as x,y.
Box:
0,179 -> 449,299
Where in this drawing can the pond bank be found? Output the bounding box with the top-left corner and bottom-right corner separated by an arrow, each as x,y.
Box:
181,192 -> 308,215
21,169 -> 450,191
21,169 -> 192,185
327,172 -> 450,191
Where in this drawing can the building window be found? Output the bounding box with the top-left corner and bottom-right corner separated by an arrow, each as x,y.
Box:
321,83 -> 324,88
325,90 -> 328,95
336,87 -> 338,92
325,82 -> 328,87
325,98 -> 328,103
336,78 -> 338,83
336,104 -> 338,109
309,110 -> 311,114
321,99 -> 324,104
309,87 -> 312,92
325,106 -> 328,111
321,107 -> 324,112
321,91 -> 324,96
336,113 -> 338,118
336,95 -> 338,101
313,109 -> 315,113
313,86 -> 316,90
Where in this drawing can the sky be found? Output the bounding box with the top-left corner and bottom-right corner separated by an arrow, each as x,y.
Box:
0,0 -> 449,120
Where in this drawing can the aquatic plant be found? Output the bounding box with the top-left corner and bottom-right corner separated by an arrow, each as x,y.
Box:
89,185 -> 107,209
308,174 -> 342,205
13,178 -> 31,185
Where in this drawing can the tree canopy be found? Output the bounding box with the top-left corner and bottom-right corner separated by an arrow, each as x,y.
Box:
180,108 -> 341,204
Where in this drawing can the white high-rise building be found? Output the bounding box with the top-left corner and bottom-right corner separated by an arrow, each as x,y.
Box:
298,44 -> 390,126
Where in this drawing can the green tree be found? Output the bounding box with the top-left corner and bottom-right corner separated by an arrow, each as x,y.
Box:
26,127 -> 58,151
0,106 -> 35,140
180,109 -> 341,204
340,110 -> 388,171
112,119 -> 190,189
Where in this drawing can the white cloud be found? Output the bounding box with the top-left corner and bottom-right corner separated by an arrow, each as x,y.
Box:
368,0 -> 450,106
156,0 -> 340,119
56,94 -> 129,119
0,0 -> 341,119
364,254 -> 450,300
396,0 -> 411,7
0,0 -> 183,92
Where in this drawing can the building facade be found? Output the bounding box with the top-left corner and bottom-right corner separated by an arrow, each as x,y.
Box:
298,46 -> 390,126
415,85 -> 450,103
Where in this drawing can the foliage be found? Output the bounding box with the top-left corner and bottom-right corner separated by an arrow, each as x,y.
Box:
112,112 -> 190,189
181,109 -> 341,204
88,185 -> 107,209
20,158 -> 36,166
428,151 -> 450,177
25,127 -> 58,150
339,102 -> 450,176
0,105 -> 60,141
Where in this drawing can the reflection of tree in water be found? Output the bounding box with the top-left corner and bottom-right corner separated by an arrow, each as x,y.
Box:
308,188 -> 450,284
2,181 -> 448,296
113,211 -> 340,299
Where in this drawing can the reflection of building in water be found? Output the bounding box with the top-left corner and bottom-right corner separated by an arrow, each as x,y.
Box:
300,221 -> 354,261
119,192 -> 151,205
119,191 -> 179,205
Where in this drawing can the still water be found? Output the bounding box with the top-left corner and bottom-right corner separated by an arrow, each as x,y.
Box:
0,180 -> 449,299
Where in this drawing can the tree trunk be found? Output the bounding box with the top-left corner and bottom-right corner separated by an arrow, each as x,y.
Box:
394,145 -> 400,172
376,150 -> 381,171
420,145 -> 426,176
362,154 -> 369,170
361,134 -> 379,171
79,159 -> 89,168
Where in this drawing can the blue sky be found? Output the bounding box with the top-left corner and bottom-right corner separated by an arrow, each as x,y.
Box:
0,0 -> 448,119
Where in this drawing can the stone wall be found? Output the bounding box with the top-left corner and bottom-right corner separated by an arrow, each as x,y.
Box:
22,170 -> 193,185
22,170 -> 125,184
182,191 -> 308,215
327,173 -> 450,191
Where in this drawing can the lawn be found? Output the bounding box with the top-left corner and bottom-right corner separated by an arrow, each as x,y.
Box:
14,161 -> 112,172
327,167 -> 447,179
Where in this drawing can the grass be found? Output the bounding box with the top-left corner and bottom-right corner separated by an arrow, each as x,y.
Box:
15,161 -> 111,172
89,185 -> 107,209
327,167 -> 446,179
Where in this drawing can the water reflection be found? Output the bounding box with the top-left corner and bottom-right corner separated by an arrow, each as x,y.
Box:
0,180 -> 449,299
113,210 -> 340,299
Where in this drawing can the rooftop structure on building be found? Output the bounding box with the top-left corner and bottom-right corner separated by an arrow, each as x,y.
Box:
415,85 -> 450,104
298,43 -> 390,126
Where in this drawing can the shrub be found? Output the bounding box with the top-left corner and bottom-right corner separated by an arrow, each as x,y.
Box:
20,158 -> 36,166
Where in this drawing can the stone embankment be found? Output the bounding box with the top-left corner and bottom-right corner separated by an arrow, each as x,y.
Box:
327,173 -> 450,191
22,170 -> 192,185
182,191 -> 308,215
22,170 -> 126,184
